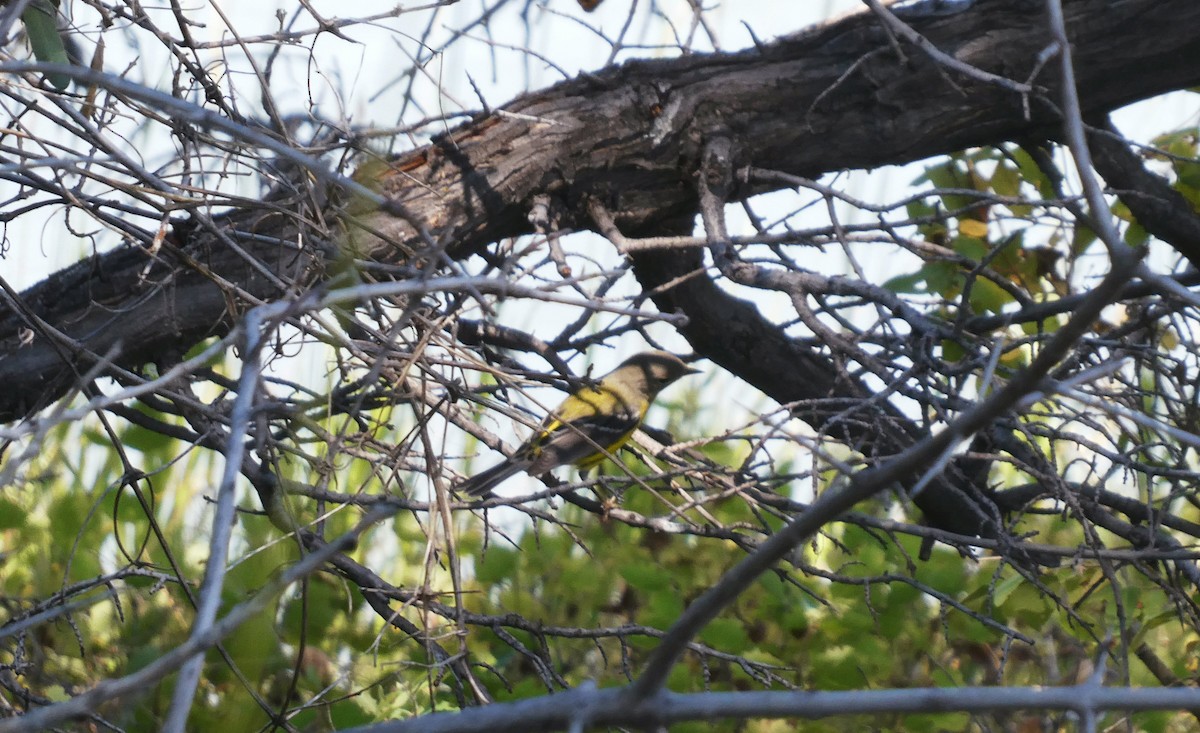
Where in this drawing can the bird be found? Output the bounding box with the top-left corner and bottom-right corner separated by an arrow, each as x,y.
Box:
459,350 -> 700,496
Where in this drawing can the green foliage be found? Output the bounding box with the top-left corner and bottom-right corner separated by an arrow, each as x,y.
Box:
6,356 -> 1200,733
0,405 -> 451,729
9,113 -> 1200,730
20,0 -> 71,90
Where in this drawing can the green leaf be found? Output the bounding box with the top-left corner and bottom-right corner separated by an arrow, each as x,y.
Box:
699,617 -> 750,652
1070,222 -> 1098,255
1131,608 -> 1180,648
1132,711 -> 1173,733
330,700 -> 376,729
0,497 -> 25,529
620,561 -> 671,592
183,336 -> 226,364
120,420 -> 175,455
883,268 -> 929,294
476,547 -> 519,585
1010,145 -> 1056,199
941,339 -> 966,362
922,160 -> 978,212
990,573 -> 1023,606
1125,221 -> 1149,247
1177,160 -> 1200,190
952,235 -> 988,260
21,0 -> 71,90
643,585 -> 684,628
965,276 -> 1013,315
990,161 -> 1021,197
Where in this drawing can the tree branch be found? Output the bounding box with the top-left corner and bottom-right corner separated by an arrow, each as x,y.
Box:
2,0 -> 1199,421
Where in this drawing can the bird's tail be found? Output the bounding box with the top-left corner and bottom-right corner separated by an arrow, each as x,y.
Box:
459,460 -> 527,496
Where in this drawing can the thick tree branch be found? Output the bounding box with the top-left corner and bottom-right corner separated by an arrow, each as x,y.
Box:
350,682 -> 1200,733
2,0 -> 1199,424
1088,119 -> 1200,268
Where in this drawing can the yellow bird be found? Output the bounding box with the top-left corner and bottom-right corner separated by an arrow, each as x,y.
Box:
460,351 -> 699,496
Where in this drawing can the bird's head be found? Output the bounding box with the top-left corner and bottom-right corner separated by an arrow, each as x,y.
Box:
617,351 -> 700,395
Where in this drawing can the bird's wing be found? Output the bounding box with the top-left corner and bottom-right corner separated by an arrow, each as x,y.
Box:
526,384 -> 647,474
